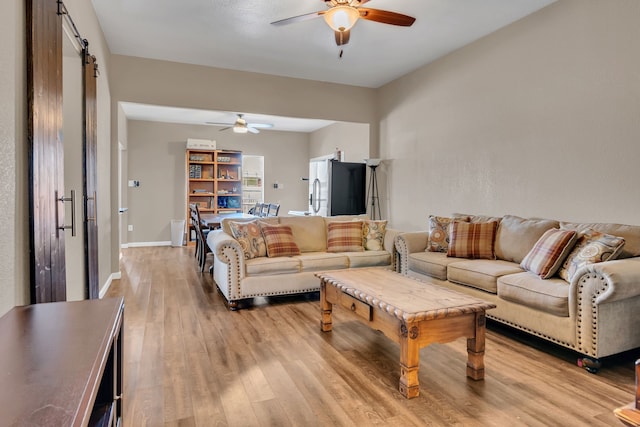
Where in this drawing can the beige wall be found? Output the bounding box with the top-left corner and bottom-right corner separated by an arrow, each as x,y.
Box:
377,0 -> 640,231
309,122 -> 370,163
0,0 -> 27,315
126,121 -> 310,243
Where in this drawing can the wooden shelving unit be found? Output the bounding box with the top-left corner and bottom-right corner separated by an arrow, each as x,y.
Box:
186,149 -> 242,245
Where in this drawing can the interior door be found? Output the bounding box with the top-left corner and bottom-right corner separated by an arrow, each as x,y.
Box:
83,52 -> 99,299
27,0 -> 66,303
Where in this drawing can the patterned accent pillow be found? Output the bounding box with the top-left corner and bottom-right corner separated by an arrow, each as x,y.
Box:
259,223 -> 300,257
427,216 -> 457,252
558,229 -> 626,282
447,221 -> 498,259
327,221 -> 364,253
363,220 -> 387,251
228,220 -> 266,259
520,229 -> 578,279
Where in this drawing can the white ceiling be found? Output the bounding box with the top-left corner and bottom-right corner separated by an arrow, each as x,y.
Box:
92,0 -> 556,131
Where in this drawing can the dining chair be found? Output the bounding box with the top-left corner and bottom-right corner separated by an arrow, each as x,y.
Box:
267,203 -> 280,217
259,203 -> 269,217
192,204 -> 212,272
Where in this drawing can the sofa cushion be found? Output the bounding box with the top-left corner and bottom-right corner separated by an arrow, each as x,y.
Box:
297,252 -> 349,272
520,229 -> 578,279
327,221 -> 364,253
279,216 -> 327,252
447,260 -> 523,293
494,215 -> 559,263
344,250 -> 392,268
245,256 -> 301,276
447,221 -> 498,259
497,272 -> 569,317
228,220 -> 266,259
259,223 -> 301,257
408,251 -> 462,281
363,220 -> 387,251
558,229 -> 626,282
560,221 -> 640,259
427,215 -> 468,253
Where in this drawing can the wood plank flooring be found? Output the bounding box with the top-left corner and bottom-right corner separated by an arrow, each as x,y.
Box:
107,247 -> 639,426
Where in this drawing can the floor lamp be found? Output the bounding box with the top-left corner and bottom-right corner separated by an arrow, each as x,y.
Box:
365,159 -> 382,220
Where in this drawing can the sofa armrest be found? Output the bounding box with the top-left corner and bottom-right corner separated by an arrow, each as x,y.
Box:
575,257 -> 640,304
571,257 -> 640,357
394,231 -> 429,274
384,228 -> 402,272
208,229 -> 246,284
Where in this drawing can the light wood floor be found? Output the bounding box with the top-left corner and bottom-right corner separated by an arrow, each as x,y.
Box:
107,246 -> 638,426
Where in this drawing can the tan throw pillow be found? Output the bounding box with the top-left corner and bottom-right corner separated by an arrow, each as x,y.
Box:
520,229 -> 578,279
427,216 -> 469,252
447,221 -> 498,259
327,221 -> 364,253
228,220 -> 266,259
363,220 -> 387,251
558,229 -> 626,282
259,223 -> 301,257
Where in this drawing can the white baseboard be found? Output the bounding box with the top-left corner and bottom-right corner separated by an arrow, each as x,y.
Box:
125,241 -> 172,247
100,271 -> 122,299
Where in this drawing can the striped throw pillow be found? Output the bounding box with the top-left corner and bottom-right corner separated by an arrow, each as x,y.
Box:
327,221 -> 364,252
520,228 -> 578,279
259,223 -> 300,257
447,221 -> 498,259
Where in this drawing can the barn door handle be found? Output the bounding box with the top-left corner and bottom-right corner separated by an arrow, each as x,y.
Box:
57,189 -> 76,236
86,191 -> 97,222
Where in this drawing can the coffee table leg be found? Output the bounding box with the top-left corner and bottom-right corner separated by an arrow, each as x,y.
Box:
320,280 -> 333,332
399,324 -> 420,398
466,312 -> 487,380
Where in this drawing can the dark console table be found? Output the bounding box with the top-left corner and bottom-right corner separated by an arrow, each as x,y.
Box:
0,297 -> 124,426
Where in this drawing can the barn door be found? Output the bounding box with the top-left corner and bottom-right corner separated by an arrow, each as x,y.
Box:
27,0 -> 67,303
83,51 -> 99,299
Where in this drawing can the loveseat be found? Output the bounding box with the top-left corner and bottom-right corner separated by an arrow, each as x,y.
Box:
208,215 -> 400,309
395,214 -> 640,368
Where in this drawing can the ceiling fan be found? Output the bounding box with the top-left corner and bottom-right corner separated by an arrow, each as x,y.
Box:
271,0 -> 415,47
206,114 -> 274,134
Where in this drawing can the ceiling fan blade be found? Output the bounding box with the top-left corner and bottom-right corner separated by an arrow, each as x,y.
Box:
206,121 -> 234,126
247,123 -> 273,129
335,29 -> 350,46
218,126 -> 232,132
271,11 -> 325,26
358,8 -> 416,26
247,127 -> 260,134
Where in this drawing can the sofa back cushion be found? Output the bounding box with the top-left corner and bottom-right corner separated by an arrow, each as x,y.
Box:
494,215 -> 559,263
560,221 -> 640,259
279,216 -> 327,252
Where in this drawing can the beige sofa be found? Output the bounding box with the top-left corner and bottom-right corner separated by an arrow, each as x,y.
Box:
395,214 -> 640,368
208,215 -> 400,309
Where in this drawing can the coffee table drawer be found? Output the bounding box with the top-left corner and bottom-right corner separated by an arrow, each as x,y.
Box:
339,293 -> 372,321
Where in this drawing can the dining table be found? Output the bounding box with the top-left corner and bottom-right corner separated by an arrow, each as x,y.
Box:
200,212 -> 255,229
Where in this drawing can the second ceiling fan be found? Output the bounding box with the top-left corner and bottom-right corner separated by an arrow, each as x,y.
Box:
271,0 -> 416,46
207,114 -> 274,134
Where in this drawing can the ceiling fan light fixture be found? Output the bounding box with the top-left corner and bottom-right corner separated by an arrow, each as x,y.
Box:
233,125 -> 248,134
324,6 -> 359,32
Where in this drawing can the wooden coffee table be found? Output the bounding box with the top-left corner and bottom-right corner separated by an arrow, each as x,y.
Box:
316,268 -> 496,398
